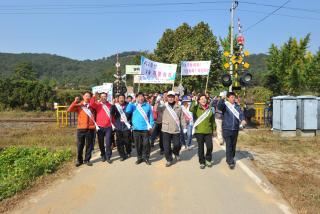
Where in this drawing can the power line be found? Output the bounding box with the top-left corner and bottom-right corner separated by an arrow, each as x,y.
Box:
243,0 -> 291,33
0,1 -> 318,15
240,1 -> 320,15
239,9 -> 320,21
0,1 -> 230,10
0,7 -> 318,22
0,8 -> 229,15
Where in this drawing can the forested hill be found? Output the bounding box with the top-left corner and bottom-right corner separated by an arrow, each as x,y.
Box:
0,51 -> 267,86
0,51 -> 140,86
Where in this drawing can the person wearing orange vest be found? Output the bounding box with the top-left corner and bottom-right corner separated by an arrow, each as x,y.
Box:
90,92 -> 114,164
68,91 -> 96,167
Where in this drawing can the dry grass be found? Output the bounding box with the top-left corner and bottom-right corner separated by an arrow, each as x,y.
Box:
0,111 -> 55,119
0,122 -> 76,152
238,130 -> 320,214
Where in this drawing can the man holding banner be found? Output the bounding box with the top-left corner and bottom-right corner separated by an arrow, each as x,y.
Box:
68,91 -> 97,167
157,91 -> 186,167
90,92 -> 114,164
218,92 -> 246,170
190,94 -> 215,169
126,92 -> 154,165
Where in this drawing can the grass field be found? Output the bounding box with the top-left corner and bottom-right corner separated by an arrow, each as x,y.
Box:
238,130 -> 320,214
0,111 -> 55,119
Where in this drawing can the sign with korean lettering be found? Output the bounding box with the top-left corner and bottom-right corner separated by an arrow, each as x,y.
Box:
125,65 -> 141,75
140,56 -> 177,84
92,83 -> 113,103
181,61 -> 211,76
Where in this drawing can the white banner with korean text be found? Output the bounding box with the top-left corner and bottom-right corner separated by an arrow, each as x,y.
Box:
181,61 -> 211,76
140,56 -> 177,84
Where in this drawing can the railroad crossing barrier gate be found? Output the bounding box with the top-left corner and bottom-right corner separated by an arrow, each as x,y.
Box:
253,103 -> 266,126
56,106 -> 77,128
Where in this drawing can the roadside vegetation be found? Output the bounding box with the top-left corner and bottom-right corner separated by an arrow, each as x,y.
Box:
238,130 -> 320,214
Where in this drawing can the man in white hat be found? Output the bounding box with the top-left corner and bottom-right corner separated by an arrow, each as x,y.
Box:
158,91 -> 186,167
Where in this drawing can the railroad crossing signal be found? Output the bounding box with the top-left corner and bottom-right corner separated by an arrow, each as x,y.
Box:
113,54 -> 127,96
221,46 -> 252,90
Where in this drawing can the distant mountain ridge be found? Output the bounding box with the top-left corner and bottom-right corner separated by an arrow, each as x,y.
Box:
0,51 -> 268,86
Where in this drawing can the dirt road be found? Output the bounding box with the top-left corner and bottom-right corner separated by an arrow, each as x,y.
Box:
9,140 -> 293,214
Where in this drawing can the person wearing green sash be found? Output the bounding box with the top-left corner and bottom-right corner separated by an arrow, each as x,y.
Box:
190,94 -> 215,169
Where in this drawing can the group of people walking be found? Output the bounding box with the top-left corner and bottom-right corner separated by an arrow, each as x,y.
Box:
68,89 -> 246,169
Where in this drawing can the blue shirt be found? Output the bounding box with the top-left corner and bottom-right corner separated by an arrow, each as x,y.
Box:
126,102 -> 154,131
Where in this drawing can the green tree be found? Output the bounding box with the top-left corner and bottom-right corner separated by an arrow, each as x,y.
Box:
154,22 -> 221,93
0,63 -> 55,110
14,62 -> 38,81
305,49 -> 320,93
265,34 -> 313,95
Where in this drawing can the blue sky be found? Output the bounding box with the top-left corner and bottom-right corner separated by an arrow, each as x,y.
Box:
0,0 -> 319,60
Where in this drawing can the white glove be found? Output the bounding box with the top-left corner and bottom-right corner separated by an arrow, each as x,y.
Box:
240,120 -> 246,129
183,128 -> 188,134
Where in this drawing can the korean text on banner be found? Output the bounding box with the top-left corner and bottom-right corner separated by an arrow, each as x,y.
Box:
181,61 -> 211,76
140,56 -> 177,84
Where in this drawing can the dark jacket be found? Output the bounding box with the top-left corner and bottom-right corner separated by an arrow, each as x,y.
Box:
111,102 -> 132,132
217,99 -> 244,131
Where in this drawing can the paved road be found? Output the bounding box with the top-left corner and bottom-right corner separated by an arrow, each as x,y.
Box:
10,139 -> 290,214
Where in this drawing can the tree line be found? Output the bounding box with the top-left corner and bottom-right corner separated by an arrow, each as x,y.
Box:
0,22 -> 319,110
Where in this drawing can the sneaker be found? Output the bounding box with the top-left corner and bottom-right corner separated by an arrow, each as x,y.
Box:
101,156 -> 106,162
200,164 -> 206,169
75,162 -> 83,167
144,159 -> 152,165
174,155 -> 181,161
106,158 -> 112,164
229,163 -> 235,170
206,160 -> 213,168
166,161 -> 173,167
85,161 -> 93,166
135,159 -> 143,165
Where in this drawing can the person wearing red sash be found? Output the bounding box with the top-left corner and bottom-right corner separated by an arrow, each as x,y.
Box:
68,91 -> 96,167
90,92 -> 113,164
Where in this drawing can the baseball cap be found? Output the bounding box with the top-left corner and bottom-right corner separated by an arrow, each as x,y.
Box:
167,91 -> 175,96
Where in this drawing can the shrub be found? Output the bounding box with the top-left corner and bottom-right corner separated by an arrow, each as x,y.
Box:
0,147 -> 71,200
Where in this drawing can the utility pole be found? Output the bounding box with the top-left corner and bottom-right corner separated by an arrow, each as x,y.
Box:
229,0 -> 238,92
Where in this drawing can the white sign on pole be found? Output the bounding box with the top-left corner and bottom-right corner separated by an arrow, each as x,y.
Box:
140,56 -> 177,84
133,75 -> 140,84
181,61 -> 211,76
92,83 -> 113,103
126,65 -> 141,75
